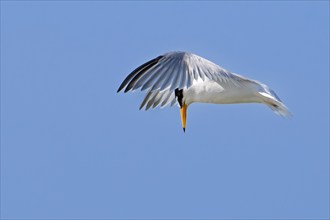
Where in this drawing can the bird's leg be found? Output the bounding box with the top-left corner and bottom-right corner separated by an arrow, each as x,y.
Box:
175,88 -> 186,132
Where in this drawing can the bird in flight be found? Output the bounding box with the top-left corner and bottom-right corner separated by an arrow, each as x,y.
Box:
117,51 -> 290,132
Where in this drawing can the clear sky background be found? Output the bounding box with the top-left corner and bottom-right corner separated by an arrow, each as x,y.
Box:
1,1 -> 329,219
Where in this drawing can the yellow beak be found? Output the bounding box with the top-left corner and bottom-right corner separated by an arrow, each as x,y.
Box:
180,103 -> 187,132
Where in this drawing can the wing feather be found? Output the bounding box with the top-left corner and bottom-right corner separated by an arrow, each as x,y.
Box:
152,58 -> 178,91
131,63 -> 163,91
152,92 -> 165,108
146,91 -> 160,110
140,61 -> 171,91
163,58 -> 180,89
139,90 -> 154,110
160,91 -> 174,108
117,55 -> 163,93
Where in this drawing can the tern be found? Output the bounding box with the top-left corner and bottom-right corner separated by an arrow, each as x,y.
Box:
117,51 -> 290,132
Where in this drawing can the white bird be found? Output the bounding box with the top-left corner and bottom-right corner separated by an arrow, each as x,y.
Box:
117,51 -> 290,132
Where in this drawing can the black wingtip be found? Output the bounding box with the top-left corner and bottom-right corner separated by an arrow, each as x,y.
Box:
183,128 -> 186,133
117,83 -> 126,93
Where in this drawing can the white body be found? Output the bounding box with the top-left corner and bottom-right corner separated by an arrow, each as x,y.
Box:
184,78 -> 261,105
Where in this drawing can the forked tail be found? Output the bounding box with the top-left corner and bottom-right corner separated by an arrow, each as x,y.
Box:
258,87 -> 291,117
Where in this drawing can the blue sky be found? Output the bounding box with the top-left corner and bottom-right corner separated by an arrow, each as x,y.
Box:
1,1 -> 329,219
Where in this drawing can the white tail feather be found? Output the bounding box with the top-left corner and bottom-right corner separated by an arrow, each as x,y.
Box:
258,91 -> 291,118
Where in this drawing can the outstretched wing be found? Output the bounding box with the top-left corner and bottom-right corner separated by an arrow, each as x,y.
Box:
117,51 -> 248,110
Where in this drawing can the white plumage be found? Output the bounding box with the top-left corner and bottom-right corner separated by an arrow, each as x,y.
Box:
117,51 -> 290,131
